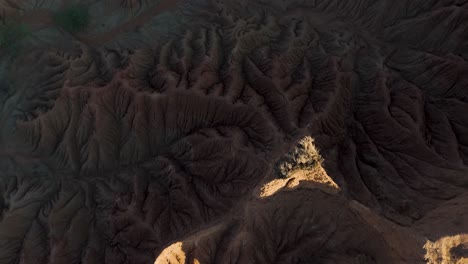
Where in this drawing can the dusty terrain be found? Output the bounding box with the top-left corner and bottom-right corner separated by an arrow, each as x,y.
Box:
0,0 -> 468,263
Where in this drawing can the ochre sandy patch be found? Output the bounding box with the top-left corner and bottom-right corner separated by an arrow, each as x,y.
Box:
154,242 -> 186,264
260,136 -> 339,197
260,165 -> 340,197
424,234 -> 468,264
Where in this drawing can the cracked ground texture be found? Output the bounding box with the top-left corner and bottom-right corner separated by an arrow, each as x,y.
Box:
1,0 -> 468,263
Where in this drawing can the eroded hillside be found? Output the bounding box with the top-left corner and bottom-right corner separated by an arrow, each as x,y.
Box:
0,0 -> 467,263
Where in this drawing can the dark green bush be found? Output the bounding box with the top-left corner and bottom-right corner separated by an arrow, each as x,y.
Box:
0,23 -> 30,52
53,4 -> 90,34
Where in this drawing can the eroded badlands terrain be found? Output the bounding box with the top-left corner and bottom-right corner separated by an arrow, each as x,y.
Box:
0,0 -> 468,263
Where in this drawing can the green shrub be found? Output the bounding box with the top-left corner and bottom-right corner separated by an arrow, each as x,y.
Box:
0,23 -> 30,52
53,4 -> 90,34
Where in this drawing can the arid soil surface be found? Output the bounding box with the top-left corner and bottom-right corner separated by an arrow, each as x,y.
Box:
1,0 -> 468,263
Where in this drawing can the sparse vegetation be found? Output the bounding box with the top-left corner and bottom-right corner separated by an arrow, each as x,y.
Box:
0,22 -> 30,53
53,4 -> 90,34
275,136 -> 324,178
